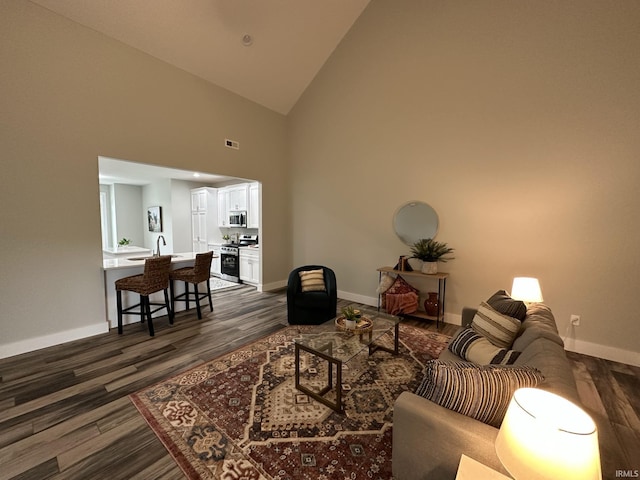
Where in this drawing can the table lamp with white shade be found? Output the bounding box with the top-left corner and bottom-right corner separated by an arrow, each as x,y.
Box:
495,388 -> 601,480
510,277 -> 543,304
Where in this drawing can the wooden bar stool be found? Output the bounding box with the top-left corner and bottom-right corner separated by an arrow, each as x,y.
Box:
170,251 -> 214,319
116,255 -> 173,336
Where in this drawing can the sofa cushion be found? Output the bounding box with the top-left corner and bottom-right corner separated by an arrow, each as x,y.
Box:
415,360 -> 544,428
512,303 -> 564,350
298,269 -> 326,292
513,337 -> 580,405
487,290 -> 527,320
471,302 -> 521,348
524,303 -> 559,330
512,324 -> 564,351
448,328 -> 521,365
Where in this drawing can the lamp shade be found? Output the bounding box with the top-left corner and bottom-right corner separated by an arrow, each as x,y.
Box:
510,277 -> 543,303
496,388 -> 601,480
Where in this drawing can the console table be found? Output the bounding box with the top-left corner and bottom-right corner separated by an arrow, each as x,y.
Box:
376,266 -> 449,328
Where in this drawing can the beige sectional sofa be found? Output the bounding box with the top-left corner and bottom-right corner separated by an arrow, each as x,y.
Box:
392,302 -> 580,480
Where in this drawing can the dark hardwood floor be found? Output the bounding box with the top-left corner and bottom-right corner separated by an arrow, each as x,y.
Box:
0,286 -> 637,479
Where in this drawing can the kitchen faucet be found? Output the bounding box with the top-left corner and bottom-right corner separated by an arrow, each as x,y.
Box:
155,235 -> 166,256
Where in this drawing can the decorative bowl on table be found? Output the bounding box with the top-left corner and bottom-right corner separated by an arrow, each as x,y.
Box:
335,316 -> 373,334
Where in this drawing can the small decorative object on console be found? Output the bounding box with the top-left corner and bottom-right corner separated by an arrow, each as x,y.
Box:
424,292 -> 439,316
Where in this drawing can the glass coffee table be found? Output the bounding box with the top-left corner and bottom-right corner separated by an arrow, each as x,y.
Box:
294,308 -> 400,413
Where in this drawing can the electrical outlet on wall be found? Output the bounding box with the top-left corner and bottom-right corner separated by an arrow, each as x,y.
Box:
570,314 -> 581,326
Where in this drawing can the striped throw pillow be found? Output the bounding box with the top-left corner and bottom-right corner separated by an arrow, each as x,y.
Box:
299,269 -> 326,292
415,360 -> 544,428
487,290 -> 527,320
471,301 -> 521,348
448,328 -> 521,365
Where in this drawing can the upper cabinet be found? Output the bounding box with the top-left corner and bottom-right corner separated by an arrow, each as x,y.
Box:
217,189 -> 228,227
191,189 -> 209,212
217,183 -> 259,229
227,184 -> 248,212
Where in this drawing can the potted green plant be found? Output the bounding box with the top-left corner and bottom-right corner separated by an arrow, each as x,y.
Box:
410,238 -> 455,274
118,238 -> 131,247
341,305 -> 362,330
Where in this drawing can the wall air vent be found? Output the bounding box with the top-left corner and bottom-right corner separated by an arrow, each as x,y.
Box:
225,139 -> 239,150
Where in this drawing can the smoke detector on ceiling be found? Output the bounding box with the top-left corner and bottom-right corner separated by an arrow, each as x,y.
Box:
241,34 -> 253,47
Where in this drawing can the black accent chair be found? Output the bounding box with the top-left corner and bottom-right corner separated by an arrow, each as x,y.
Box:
287,265 -> 337,325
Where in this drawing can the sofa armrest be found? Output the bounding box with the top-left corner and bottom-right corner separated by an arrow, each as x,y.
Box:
392,392 -> 507,480
461,307 -> 477,327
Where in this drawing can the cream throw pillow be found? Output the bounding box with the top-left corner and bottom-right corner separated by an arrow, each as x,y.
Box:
471,301 -> 521,348
299,269 -> 326,292
448,328 -> 521,365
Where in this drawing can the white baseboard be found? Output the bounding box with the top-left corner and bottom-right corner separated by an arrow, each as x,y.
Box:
564,337 -> 640,367
260,279 -> 287,292
0,323 -> 109,360
337,290 -> 378,307
443,312 -> 462,326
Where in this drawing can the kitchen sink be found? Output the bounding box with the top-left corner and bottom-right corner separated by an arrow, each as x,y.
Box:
127,255 -> 181,261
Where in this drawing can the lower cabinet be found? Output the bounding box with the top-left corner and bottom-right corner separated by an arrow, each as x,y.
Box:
209,244 -> 221,276
239,248 -> 260,285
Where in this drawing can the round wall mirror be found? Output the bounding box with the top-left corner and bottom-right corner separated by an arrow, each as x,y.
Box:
393,201 -> 439,246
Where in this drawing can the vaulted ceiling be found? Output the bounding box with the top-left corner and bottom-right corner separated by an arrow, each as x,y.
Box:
31,0 -> 371,115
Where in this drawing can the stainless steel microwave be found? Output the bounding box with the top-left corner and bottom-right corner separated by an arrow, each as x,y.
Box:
229,211 -> 247,227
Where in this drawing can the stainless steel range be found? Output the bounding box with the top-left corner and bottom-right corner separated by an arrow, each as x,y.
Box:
220,234 -> 258,283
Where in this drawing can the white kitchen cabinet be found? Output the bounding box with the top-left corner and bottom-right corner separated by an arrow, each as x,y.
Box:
190,187 -> 218,252
218,184 -> 249,226
192,211 -> 208,253
217,189 -> 228,227
209,244 -> 221,276
248,182 -> 260,229
227,184 -> 248,211
239,248 -> 260,285
191,189 -> 208,212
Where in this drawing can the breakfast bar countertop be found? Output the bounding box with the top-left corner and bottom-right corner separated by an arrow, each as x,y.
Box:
102,245 -> 152,256
102,252 -> 199,271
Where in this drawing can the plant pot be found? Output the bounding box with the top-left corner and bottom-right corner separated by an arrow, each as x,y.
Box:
344,319 -> 356,330
424,292 -> 439,317
421,261 -> 438,274
407,258 -> 423,271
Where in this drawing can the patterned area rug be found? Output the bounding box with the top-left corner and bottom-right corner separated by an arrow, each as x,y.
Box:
130,324 -> 450,479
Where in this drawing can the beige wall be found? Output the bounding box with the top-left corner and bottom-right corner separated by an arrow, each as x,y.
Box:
2,0 -> 638,364
0,2 -> 289,354
288,0 -> 640,361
